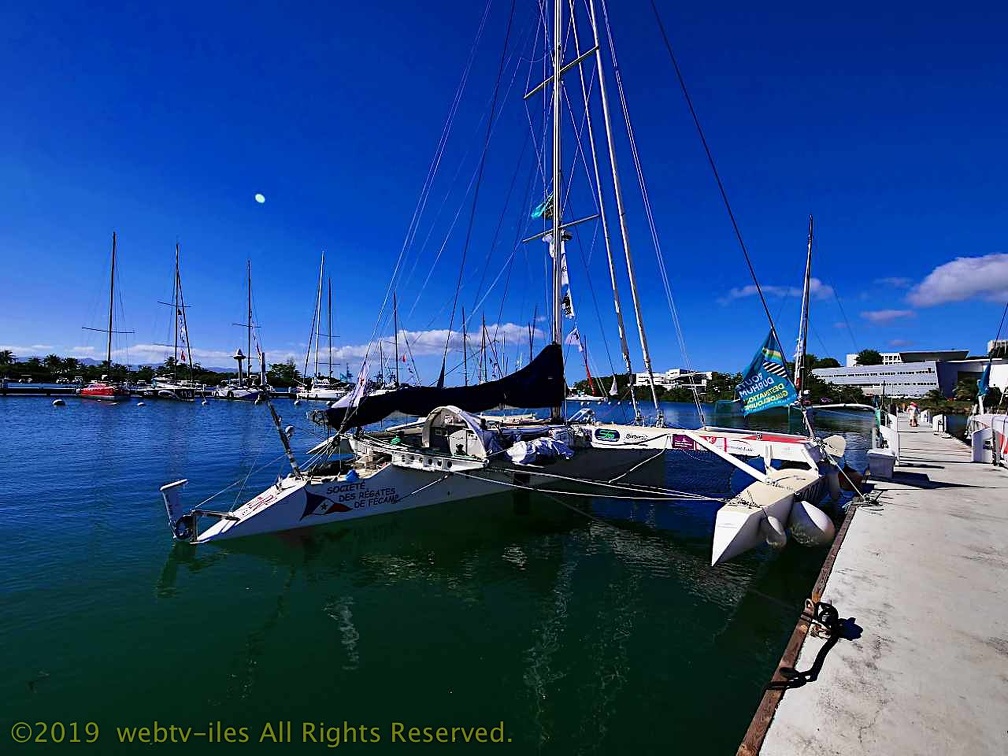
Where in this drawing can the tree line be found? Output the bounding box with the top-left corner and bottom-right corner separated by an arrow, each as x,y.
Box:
0,350 -> 308,388
571,353 -> 866,405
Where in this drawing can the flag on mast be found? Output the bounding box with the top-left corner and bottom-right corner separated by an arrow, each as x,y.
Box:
564,327 -> 582,352
736,331 -> 798,416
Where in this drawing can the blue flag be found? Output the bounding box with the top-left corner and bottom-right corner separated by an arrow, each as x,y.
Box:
531,194 -> 553,220
736,331 -> 798,416
978,361 -> 991,398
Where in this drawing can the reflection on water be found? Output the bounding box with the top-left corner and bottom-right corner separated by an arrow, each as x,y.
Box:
0,397 -> 873,754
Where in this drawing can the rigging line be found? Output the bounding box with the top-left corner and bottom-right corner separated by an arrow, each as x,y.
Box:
572,2 -> 635,393
396,0 -> 494,289
466,131 -> 532,314
488,157 -> 543,344
405,22 -> 534,325
832,285 -> 859,350
647,0 -> 783,353
992,299 -> 1008,343
356,0 -> 494,374
571,224 -> 618,376
600,0 -> 701,421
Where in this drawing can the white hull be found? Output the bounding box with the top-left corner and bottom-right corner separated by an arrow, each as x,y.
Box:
215,387 -> 262,401
711,467 -> 828,565
582,422 -> 826,467
297,389 -> 348,402
162,441 -> 664,545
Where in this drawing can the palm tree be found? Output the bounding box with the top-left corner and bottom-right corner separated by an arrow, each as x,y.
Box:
924,388 -> 945,403
0,350 -> 15,366
43,354 -> 63,376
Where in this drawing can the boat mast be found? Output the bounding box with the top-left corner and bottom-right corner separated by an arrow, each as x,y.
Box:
176,243 -> 193,382
314,253 -> 324,380
572,1 -> 638,418
587,0 -> 660,423
246,259 -> 252,388
106,232 -> 116,372
481,314 -> 487,383
393,292 -> 400,386
549,0 -> 563,420
172,242 -> 180,379
327,277 -> 333,379
795,215 -> 814,393
462,307 -> 468,386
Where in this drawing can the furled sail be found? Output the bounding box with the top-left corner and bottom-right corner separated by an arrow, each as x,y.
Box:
325,344 -> 565,429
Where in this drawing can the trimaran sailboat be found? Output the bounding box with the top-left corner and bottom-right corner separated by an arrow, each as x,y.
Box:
161,0 -> 842,565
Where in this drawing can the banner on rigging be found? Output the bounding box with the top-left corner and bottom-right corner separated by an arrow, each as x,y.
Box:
736,331 -> 797,415
978,360 -> 991,398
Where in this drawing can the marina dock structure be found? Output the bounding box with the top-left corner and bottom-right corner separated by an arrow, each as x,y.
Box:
742,415 -> 1008,755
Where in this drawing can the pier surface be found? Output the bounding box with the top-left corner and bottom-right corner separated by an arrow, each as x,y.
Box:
756,416 -> 1008,755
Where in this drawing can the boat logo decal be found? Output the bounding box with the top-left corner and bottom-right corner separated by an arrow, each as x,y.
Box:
594,428 -> 620,442
301,490 -> 353,519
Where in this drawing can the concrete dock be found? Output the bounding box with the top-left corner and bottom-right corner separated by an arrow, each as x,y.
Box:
748,416 -> 1008,755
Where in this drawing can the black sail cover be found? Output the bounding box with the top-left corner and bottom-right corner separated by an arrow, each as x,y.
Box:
326,343 -> 565,429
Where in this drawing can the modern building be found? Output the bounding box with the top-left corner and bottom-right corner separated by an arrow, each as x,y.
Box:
815,351 -> 1006,398
988,339 -> 1008,355
633,368 -> 712,390
844,349 -> 968,367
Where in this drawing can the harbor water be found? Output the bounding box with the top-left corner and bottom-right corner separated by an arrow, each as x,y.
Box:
0,397 -> 872,754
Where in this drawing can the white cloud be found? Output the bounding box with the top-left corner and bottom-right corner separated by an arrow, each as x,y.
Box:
327,322 -> 544,362
721,277 -> 834,303
875,276 -> 912,288
861,309 -> 915,324
0,344 -> 55,357
907,253 -> 1008,306
889,338 -> 913,347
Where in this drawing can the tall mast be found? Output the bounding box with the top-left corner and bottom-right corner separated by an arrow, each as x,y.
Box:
173,242 -> 180,378
393,292 -> 400,386
246,259 -> 252,387
481,315 -> 487,384
549,0 -> 564,418
176,242 -> 194,382
313,253 -> 324,379
572,4 -> 638,419
107,232 -> 116,371
795,215 -> 814,392
327,277 -> 333,379
587,0 -> 659,421
462,307 -> 468,386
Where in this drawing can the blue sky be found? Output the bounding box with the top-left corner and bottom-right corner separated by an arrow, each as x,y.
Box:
1,0 -> 1006,381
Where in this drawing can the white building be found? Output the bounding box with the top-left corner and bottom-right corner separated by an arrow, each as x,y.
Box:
844,350 -> 967,368
816,351 -> 1004,398
633,368 -> 712,390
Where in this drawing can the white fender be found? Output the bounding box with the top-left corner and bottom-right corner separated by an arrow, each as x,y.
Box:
788,500 -> 836,547
760,514 -> 788,549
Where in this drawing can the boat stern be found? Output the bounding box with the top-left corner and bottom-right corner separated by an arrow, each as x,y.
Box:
160,479 -> 193,541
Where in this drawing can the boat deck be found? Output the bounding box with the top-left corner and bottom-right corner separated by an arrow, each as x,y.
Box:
746,415 -> 1008,755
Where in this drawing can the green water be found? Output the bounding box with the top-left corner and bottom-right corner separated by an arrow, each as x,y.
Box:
0,398 -> 871,754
